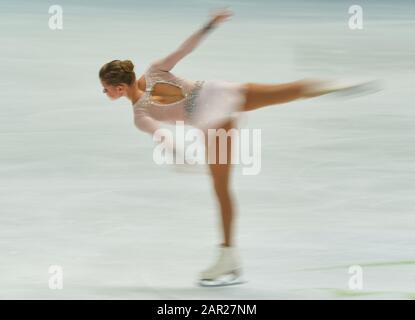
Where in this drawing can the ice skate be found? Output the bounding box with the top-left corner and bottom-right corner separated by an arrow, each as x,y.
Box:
198,245 -> 246,287
302,78 -> 382,99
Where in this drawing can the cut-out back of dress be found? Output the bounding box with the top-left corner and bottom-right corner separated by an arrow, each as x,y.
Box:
135,65 -> 197,109
149,82 -> 186,106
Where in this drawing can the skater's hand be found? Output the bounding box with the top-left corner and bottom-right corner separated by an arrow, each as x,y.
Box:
208,7 -> 233,26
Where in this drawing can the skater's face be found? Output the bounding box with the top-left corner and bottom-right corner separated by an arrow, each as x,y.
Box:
101,81 -> 125,100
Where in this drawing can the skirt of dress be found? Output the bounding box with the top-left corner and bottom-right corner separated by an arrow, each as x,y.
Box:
188,80 -> 247,131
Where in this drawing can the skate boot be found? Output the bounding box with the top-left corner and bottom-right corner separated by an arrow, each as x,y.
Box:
198,245 -> 245,287
301,78 -> 382,99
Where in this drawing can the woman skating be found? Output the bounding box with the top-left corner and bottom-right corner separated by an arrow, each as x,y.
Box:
99,8 -> 374,286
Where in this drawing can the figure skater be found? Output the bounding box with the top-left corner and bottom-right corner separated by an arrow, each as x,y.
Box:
99,8 -> 376,286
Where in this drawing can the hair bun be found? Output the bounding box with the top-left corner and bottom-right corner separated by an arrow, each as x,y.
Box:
99,59 -> 136,86
120,60 -> 134,73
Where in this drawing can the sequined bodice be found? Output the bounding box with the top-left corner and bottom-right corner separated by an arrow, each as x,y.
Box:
132,64 -> 205,123
134,65 -> 198,108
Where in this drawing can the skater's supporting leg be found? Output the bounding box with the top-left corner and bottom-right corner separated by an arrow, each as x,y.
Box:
205,119 -> 236,247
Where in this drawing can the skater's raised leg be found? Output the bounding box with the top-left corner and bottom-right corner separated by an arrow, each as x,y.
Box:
241,79 -> 377,111
241,80 -> 307,111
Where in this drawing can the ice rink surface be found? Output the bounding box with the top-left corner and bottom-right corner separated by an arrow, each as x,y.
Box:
1,0 -> 414,299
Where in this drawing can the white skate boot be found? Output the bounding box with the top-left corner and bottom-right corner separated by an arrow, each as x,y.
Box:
198,245 -> 245,287
301,78 -> 382,99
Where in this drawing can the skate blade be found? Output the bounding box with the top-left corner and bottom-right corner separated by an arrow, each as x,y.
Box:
198,274 -> 246,288
331,79 -> 382,98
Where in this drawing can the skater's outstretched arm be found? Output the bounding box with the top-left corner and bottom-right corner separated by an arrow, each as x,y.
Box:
151,8 -> 233,72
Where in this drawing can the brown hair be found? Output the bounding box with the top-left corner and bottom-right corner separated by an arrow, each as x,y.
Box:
99,59 -> 136,86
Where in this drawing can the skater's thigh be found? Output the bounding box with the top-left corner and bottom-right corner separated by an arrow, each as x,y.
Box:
205,119 -> 235,188
241,81 -> 304,111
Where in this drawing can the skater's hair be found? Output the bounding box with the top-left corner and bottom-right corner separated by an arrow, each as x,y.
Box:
99,59 -> 136,86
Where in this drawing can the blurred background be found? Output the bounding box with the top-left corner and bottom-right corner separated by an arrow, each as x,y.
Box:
0,0 -> 414,299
